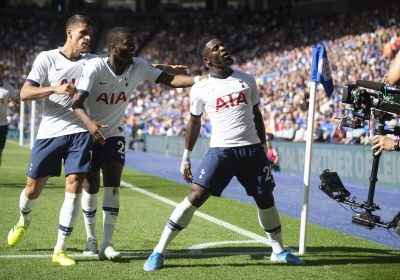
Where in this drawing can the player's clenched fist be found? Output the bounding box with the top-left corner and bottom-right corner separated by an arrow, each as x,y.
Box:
54,83 -> 77,98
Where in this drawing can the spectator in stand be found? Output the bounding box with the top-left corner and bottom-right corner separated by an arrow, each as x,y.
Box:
293,123 -> 306,142
266,140 -> 280,172
331,123 -> 347,144
386,119 -> 399,140
313,122 -> 325,143
361,120 -> 377,145
280,120 -> 296,141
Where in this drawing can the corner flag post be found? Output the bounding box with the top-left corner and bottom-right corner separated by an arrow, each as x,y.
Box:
299,45 -> 334,254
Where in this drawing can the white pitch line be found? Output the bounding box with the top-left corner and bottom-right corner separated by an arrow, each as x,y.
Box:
7,139 -> 30,148
188,240 -> 261,250
0,251 -> 269,259
119,180 -> 271,245
2,143 -> 296,259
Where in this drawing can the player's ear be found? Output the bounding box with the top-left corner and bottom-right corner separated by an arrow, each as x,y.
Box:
203,56 -> 210,66
66,28 -> 73,39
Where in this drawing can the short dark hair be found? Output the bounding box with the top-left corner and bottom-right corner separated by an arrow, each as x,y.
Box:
66,14 -> 94,29
196,36 -> 216,58
106,27 -> 132,46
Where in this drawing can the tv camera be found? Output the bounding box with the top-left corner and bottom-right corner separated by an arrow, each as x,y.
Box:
319,80 -> 400,235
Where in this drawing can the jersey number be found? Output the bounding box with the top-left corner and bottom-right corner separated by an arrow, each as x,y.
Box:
117,141 -> 125,157
263,165 -> 271,181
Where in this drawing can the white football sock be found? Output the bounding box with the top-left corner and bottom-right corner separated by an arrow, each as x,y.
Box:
54,192 -> 81,252
258,205 -> 285,254
154,197 -> 197,255
82,189 -> 98,241
102,187 -> 120,248
18,187 -> 38,226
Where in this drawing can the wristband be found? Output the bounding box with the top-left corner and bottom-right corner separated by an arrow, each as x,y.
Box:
194,76 -> 201,84
394,140 -> 400,151
183,149 -> 191,159
180,149 -> 192,174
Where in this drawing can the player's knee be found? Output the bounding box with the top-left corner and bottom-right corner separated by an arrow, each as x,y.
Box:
187,185 -> 211,207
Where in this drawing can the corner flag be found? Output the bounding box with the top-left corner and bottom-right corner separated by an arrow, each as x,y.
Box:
311,45 -> 334,97
299,45 -> 334,254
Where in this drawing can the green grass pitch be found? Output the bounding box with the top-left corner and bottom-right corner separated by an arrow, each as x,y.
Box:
1,140 -> 400,280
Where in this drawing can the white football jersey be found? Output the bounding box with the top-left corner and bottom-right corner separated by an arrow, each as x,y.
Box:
0,81 -> 17,126
190,68 -> 260,147
77,56 -> 163,138
26,49 -> 96,139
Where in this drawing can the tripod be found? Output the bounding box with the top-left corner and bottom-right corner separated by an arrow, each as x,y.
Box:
320,109 -> 400,231
350,110 -> 400,229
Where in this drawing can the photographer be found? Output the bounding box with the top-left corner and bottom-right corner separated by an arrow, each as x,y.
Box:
372,51 -> 400,155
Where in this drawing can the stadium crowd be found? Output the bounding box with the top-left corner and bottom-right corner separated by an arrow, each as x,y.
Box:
1,0 -> 400,145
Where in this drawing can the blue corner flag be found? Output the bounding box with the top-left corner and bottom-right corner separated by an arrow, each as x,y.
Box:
311,45 -> 334,98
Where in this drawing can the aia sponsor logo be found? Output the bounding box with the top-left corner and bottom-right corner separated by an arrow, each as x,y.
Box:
215,91 -> 248,112
96,92 -> 127,104
60,78 -> 76,85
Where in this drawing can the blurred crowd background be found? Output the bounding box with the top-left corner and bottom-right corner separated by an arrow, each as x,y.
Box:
1,0 -> 400,147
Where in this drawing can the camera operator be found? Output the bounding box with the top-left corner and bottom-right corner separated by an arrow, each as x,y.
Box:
372,51 -> 400,156
385,51 -> 400,86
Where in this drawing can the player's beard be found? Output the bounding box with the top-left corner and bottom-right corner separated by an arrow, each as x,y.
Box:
210,58 -> 234,68
116,54 -> 133,65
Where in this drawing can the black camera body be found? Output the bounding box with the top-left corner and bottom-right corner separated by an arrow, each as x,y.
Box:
319,80 -> 400,236
341,81 -> 400,128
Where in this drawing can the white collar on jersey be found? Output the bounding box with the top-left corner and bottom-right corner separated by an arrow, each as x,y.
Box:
209,68 -> 233,79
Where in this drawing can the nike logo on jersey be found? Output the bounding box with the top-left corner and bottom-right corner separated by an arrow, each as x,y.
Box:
100,82 -> 107,85
56,68 -> 63,71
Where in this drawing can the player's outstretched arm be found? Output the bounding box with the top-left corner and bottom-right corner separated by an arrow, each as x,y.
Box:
20,81 -> 77,101
158,73 -> 200,88
71,92 -> 108,145
153,64 -> 189,76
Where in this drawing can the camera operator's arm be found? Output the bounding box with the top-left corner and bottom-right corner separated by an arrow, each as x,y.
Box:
386,52 -> 400,86
371,135 -> 399,155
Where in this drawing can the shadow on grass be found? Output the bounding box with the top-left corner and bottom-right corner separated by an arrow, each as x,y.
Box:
117,246 -> 400,266
9,245 -> 400,266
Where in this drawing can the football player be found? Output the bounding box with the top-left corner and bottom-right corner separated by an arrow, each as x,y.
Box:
72,27 -> 200,261
143,36 -> 305,271
7,15 -> 95,266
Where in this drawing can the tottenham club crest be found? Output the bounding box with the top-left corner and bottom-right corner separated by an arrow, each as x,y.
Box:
80,70 -> 87,81
318,57 -> 332,82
